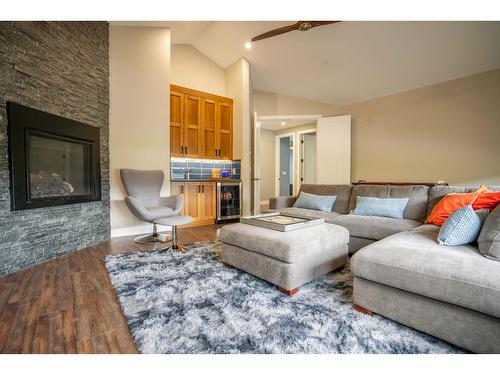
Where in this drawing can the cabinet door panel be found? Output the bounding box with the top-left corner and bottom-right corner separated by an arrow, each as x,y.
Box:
184,95 -> 201,158
170,92 -> 184,157
202,99 -> 217,158
200,183 -> 216,221
184,182 -> 200,221
170,182 -> 185,215
217,102 -> 233,160
219,103 -> 232,132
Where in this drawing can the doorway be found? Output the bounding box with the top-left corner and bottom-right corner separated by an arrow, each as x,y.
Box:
276,133 -> 295,197
252,114 -> 322,211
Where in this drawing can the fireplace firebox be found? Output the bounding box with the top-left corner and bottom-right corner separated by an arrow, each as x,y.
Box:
7,102 -> 101,210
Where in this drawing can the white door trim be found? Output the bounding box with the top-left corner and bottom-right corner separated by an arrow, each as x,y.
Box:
275,132 -> 295,197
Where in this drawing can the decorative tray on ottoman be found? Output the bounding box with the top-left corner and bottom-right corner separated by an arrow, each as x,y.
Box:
240,212 -> 324,232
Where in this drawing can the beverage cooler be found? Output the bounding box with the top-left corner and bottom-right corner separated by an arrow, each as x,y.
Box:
216,181 -> 242,223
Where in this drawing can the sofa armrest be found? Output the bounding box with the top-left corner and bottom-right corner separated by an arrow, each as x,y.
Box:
269,196 -> 297,210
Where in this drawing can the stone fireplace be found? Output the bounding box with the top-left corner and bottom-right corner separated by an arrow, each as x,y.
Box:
0,21 -> 110,276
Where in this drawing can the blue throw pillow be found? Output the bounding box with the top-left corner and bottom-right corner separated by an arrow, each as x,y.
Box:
437,205 -> 489,246
293,191 -> 337,212
351,196 -> 409,219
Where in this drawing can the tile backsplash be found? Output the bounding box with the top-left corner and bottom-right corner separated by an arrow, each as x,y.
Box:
170,158 -> 241,181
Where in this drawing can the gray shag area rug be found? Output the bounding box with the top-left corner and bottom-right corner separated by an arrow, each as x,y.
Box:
105,240 -> 464,354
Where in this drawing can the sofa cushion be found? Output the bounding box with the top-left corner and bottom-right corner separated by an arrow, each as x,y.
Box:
300,184 -> 352,214
328,214 -> 421,241
478,204 -> 500,262
351,229 -> 500,318
293,191 -> 337,212
277,207 -> 342,221
348,185 -> 429,222
427,185 -> 500,217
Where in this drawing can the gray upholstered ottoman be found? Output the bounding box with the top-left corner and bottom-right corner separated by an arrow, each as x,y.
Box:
220,223 -> 349,296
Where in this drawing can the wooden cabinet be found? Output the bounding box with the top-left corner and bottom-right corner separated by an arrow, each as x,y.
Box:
170,91 -> 184,157
202,98 -> 217,159
171,181 -> 216,226
217,102 -> 233,160
170,85 -> 233,159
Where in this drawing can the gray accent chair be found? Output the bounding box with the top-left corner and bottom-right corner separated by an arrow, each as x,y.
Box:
120,169 -> 183,244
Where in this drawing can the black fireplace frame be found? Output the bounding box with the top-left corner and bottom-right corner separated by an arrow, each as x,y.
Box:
7,102 -> 101,211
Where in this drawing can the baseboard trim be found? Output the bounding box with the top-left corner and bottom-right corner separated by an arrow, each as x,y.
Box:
111,224 -> 172,238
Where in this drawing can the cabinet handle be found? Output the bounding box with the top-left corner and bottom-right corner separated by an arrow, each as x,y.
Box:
198,185 -> 201,193
180,185 -> 184,194
202,185 -> 205,193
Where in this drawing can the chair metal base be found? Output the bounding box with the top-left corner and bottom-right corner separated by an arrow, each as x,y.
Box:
134,223 -> 171,244
134,233 -> 171,244
161,244 -> 188,253
159,225 -> 187,252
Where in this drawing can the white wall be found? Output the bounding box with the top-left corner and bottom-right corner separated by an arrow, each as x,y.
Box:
109,26 -> 171,236
226,58 -> 252,214
171,44 -> 226,96
253,90 -> 342,117
342,68 -> 500,185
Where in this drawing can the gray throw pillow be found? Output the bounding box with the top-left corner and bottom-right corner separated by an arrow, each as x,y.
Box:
293,191 -> 337,212
478,204 -> 500,261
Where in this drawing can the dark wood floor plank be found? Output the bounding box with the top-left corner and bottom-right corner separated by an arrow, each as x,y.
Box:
0,224 -> 221,354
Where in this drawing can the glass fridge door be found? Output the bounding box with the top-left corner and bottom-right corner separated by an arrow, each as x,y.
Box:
218,183 -> 241,219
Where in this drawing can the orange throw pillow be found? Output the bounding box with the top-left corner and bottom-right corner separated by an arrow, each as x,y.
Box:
473,191 -> 500,212
425,186 -> 488,226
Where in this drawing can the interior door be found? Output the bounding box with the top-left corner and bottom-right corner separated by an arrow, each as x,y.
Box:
252,112 -> 261,214
300,132 -> 317,185
184,95 -> 201,158
202,98 -> 217,158
316,115 -> 351,184
170,91 -> 184,157
279,136 -> 293,196
217,102 -> 232,160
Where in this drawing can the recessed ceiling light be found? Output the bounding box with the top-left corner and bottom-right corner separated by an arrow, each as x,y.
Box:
244,42 -> 252,50
281,121 -> 286,126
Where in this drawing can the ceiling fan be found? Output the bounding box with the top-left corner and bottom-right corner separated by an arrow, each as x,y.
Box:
250,21 -> 340,43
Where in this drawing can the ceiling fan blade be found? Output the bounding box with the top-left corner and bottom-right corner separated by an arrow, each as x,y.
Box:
308,21 -> 341,28
250,21 -> 341,43
250,22 -> 301,42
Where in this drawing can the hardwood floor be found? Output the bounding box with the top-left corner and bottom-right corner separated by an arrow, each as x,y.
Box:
0,224 -> 222,354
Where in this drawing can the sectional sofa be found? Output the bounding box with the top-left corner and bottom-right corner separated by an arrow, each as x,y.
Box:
269,184 -> 500,353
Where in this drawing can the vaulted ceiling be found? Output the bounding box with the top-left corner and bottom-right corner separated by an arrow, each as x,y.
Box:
115,21 -> 500,105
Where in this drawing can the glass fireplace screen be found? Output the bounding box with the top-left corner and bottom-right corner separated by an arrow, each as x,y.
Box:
28,133 -> 93,199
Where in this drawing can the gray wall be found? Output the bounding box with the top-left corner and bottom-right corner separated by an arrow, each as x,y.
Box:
0,22 -> 110,276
